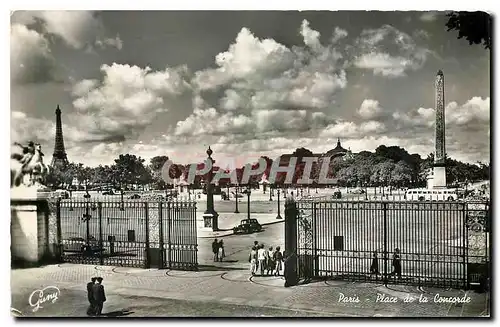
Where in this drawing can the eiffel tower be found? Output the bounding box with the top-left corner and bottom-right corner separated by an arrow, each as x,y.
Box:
51,105 -> 69,168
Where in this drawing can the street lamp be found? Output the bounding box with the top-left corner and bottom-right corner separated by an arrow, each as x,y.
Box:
83,191 -> 92,255
243,187 -> 251,220
276,188 -> 282,219
234,184 -> 240,213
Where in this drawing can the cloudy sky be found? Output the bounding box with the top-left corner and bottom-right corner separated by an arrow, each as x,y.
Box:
10,11 -> 490,168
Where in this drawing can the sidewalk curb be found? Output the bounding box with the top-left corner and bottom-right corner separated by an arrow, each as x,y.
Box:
197,220 -> 284,239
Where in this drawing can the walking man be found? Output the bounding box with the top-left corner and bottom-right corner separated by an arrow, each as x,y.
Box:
267,247 -> 275,276
389,248 -> 402,279
218,240 -> 225,262
257,244 -> 266,276
86,277 -> 97,316
370,251 -> 379,275
249,246 -> 257,276
92,277 -> 106,316
274,246 -> 283,276
212,238 -> 219,262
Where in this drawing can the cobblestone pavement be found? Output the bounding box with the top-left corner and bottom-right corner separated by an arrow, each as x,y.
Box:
11,263 -> 489,318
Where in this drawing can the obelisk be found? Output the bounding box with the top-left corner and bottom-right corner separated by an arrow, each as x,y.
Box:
433,70 -> 446,188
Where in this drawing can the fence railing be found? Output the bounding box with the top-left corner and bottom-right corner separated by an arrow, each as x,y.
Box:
56,199 -> 198,270
293,199 -> 490,289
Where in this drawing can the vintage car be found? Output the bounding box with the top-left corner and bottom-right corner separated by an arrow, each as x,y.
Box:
102,189 -> 115,195
62,236 -> 105,253
332,189 -> 342,199
128,193 -> 141,199
233,218 -> 262,234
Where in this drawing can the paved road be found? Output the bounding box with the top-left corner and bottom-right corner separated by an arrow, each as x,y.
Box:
198,222 -> 284,267
13,289 -> 333,317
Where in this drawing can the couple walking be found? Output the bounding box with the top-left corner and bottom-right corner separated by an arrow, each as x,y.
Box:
212,239 -> 225,262
249,241 -> 283,276
86,277 -> 107,316
370,248 -> 402,279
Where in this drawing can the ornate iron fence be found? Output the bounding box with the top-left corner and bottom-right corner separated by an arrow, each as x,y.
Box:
294,199 -> 490,289
56,199 -> 198,270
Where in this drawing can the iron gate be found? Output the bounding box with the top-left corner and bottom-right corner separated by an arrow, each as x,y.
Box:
295,199 -> 490,289
55,199 -> 198,270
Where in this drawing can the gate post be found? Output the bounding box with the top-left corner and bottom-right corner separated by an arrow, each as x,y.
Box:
313,202 -> 319,277
144,202 -> 150,269
284,196 -> 298,287
159,202 -> 164,269
462,202 -> 467,289
383,202 -> 388,286
56,199 -> 62,261
98,202 -> 104,266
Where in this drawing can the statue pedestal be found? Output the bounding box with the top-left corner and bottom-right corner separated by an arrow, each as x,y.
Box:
11,186 -> 58,267
202,212 -> 219,231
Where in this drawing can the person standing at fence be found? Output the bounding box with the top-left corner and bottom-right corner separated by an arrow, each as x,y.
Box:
249,246 -> 257,276
212,238 -> 219,262
389,248 -> 402,279
218,240 -> 225,262
92,277 -> 106,316
86,277 -> 97,316
267,247 -> 275,276
257,244 -> 266,276
274,246 -> 283,276
370,251 -> 379,275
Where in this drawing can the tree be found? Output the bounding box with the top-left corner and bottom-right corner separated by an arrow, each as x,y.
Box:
149,156 -> 169,189
113,154 -> 150,190
446,11 -> 492,49
391,161 -> 413,188
91,165 -> 114,187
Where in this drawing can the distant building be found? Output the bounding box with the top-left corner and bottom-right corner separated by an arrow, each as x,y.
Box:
321,139 -> 354,161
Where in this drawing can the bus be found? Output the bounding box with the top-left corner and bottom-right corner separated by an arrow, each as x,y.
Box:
405,188 -> 458,201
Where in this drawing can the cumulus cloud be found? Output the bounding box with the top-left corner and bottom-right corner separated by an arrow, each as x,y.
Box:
194,20 -> 347,113
392,97 -> 490,131
10,11 -> 122,85
353,25 -> 430,77
419,12 -> 439,22
10,24 -> 58,84
16,11 -> 122,50
71,63 -> 192,142
174,106 -> 335,137
11,111 -> 55,143
357,99 -> 384,120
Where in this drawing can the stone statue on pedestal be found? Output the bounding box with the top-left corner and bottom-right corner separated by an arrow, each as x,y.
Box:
11,141 -> 50,189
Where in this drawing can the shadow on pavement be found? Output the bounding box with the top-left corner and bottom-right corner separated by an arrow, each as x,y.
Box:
198,264 -> 246,272
104,309 -> 134,317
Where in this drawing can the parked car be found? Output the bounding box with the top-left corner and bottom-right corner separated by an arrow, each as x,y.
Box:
102,189 -> 115,195
350,188 -> 365,194
129,193 -> 141,199
53,189 -> 70,199
231,191 -> 244,198
333,189 -> 342,199
233,218 -> 262,234
62,236 -> 105,253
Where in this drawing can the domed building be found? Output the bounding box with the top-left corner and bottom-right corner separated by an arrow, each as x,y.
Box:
324,139 -> 353,160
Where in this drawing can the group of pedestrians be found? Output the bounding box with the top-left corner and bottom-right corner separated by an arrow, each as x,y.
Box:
86,277 -> 107,316
249,241 -> 284,276
212,239 -> 226,262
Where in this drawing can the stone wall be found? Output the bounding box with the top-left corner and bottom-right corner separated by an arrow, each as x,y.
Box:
11,198 -> 60,268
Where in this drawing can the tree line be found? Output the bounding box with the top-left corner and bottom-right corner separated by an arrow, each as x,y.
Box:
45,145 -> 489,191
